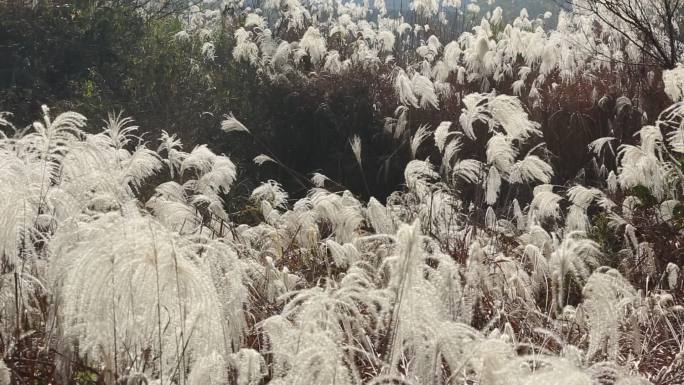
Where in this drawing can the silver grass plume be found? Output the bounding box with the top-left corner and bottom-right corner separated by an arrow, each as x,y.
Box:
49,212 -> 241,382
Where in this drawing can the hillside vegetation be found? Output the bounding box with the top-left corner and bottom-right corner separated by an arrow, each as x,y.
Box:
1,0 -> 684,384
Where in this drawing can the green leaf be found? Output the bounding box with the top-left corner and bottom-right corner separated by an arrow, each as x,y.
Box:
630,185 -> 657,207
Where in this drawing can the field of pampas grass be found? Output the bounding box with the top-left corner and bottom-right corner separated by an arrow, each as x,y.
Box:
1,0 -> 684,384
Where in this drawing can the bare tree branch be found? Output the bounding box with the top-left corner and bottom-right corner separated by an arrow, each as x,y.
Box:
565,0 -> 682,69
